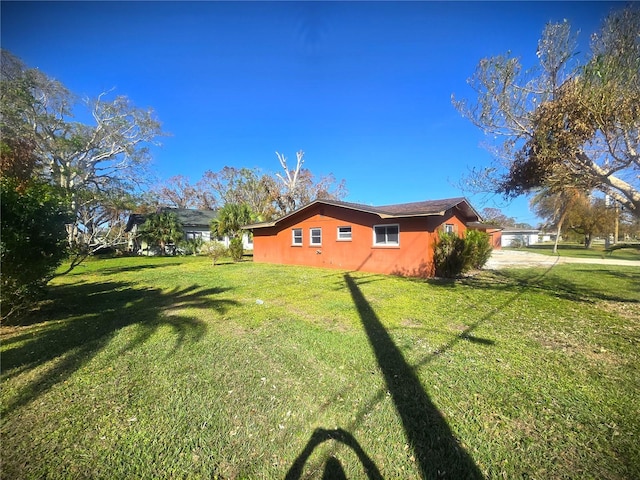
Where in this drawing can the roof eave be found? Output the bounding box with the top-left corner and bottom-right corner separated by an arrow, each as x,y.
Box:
243,198 -> 478,228
243,221 -> 276,229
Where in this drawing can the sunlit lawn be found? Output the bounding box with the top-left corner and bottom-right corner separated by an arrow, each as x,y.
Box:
523,242 -> 640,261
1,256 -> 638,479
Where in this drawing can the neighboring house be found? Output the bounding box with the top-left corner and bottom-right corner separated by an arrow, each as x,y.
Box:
501,228 -> 541,248
540,232 -> 555,243
125,207 -> 253,255
244,197 -> 484,277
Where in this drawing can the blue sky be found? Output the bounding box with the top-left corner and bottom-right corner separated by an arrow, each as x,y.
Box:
1,1 -> 624,224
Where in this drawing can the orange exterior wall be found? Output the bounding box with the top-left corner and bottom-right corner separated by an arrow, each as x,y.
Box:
471,227 -> 502,250
487,229 -> 502,249
251,204 -> 469,277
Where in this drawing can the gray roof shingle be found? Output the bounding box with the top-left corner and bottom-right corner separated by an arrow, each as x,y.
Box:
245,197 -> 480,229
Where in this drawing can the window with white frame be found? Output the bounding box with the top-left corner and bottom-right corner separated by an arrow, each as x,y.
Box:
292,228 -> 303,246
310,227 -> 322,246
337,226 -> 352,241
444,223 -> 456,234
373,224 -> 399,246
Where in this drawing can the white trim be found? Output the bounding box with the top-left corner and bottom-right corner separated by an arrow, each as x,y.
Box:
310,227 -> 322,246
292,228 -> 303,246
337,225 -> 352,241
373,223 -> 400,247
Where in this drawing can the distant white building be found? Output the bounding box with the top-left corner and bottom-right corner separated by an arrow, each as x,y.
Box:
501,228 -> 541,248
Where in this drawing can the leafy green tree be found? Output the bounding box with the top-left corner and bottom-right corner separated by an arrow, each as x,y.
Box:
139,211 -> 183,255
565,196 -> 615,248
1,177 -> 71,320
453,6 -> 640,217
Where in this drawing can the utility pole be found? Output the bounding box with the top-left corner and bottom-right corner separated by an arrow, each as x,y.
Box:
614,201 -> 619,244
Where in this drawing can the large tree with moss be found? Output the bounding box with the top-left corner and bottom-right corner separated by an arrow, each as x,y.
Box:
453,6 -> 640,217
0,50 -> 164,257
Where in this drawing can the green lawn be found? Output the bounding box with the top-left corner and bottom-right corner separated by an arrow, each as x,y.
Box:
522,242 -> 640,260
2,257 -> 639,479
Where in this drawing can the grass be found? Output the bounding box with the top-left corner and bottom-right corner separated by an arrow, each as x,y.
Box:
522,242 -> 640,261
2,256 -> 639,479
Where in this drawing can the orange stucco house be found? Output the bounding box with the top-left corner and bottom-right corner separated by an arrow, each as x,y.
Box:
245,197 -> 497,277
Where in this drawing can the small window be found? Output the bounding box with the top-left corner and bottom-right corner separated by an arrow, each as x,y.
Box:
310,227 -> 322,246
444,223 -> 456,234
373,224 -> 399,246
292,228 -> 303,246
337,226 -> 352,241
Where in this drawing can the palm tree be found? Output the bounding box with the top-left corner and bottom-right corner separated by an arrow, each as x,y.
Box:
139,211 -> 183,255
210,204 -> 253,261
530,187 -> 584,253
210,203 -> 253,240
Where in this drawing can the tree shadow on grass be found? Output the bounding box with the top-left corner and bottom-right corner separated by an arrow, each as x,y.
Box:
58,256 -> 187,277
468,267 -> 640,304
344,274 -> 484,479
1,280 -> 237,416
97,262 -> 183,275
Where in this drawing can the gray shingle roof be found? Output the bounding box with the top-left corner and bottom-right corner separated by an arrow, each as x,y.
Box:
125,208 -> 218,232
245,197 -> 480,229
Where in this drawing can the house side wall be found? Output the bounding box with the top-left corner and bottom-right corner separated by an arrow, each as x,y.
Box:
501,232 -> 539,247
252,204 -> 469,277
210,232 -> 253,250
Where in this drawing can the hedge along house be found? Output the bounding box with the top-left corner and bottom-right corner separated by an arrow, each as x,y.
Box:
244,197 -> 485,277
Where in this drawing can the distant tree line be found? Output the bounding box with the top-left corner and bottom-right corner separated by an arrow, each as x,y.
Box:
148,150 -> 346,221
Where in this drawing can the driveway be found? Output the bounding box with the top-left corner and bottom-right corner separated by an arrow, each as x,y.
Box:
485,249 -> 640,269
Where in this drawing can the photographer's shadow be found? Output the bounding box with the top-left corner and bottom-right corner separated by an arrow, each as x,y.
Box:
285,428 -> 383,480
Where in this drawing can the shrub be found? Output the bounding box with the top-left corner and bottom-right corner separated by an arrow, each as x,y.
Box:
202,241 -> 228,265
433,229 -> 492,278
464,229 -> 493,270
510,238 -> 524,249
229,237 -> 244,262
1,178 -> 71,320
433,232 -> 466,278
180,236 -> 204,256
